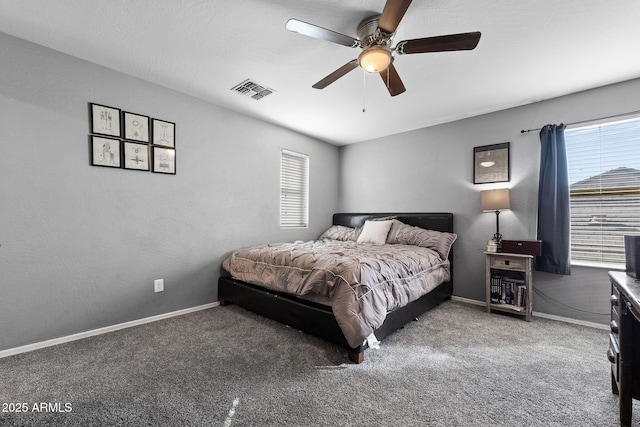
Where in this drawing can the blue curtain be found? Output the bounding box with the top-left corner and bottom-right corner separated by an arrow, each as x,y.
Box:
536,124 -> 571,274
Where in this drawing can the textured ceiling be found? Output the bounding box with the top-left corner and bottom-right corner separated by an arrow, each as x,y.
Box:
1,0 -> 639,145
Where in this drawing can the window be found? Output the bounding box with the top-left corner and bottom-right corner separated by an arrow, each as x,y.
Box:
280,149 -> 309,228
565,116 -> 640,267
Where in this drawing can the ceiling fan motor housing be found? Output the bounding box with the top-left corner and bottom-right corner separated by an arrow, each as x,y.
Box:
357,14 -> 394,49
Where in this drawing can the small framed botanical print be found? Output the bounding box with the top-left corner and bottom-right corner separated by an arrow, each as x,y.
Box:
152,146 -> 176,174
90,103 -> 121,137
152,119 -> 175,148
123,111 -> 150,143
123,141 -> 150,171
91,135 -> 121,168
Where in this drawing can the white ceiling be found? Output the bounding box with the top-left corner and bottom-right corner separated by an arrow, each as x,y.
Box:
1,0 -> 639,146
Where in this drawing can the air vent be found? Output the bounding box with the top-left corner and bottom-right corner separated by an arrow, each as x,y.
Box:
231,79 -> 275,100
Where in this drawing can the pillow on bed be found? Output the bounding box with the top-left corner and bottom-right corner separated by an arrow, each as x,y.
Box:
386,219 -> 457,260
318,225 -> 360,241
356,220 -> 393,245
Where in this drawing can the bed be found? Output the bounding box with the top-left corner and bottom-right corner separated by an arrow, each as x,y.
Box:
218,212 -> 455,363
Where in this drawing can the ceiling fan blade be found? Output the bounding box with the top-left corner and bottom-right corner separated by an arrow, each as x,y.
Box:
396,32 -> 481,55
379,64 -> 406,96
286,19 -> 359,48
378,0 -> 413,34
312,60 -> 359,89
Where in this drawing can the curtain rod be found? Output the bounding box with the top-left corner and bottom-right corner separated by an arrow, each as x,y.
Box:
520,109 -> 640,134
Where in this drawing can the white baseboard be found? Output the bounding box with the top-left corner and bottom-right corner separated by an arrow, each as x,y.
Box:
450,296 -> 608,330
0,302 -> 220,359
451,296 -> 485,306
531,311 -> 608,330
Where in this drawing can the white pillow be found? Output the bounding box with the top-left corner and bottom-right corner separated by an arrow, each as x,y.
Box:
356,220 -> 393,245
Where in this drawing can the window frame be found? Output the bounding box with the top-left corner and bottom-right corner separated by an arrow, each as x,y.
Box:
565,115 -> 640,269
279,149 -> 309,229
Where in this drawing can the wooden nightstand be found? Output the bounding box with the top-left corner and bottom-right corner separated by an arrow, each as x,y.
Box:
485,252 -> 533,321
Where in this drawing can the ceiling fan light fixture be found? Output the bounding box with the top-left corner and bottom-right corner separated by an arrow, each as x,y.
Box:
286,1 -> 481,96
358,47 -> 392,73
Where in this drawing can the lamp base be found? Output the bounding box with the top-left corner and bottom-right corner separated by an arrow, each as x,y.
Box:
493,232 -> 503,252
494,210 -> 503,251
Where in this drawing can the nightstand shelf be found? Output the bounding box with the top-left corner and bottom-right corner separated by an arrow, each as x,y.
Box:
485,252 -> 534,321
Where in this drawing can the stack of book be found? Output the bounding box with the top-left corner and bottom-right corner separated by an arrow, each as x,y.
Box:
490,275 -> 526,307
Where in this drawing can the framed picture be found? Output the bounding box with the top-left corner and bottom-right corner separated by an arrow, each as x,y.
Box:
123,111 -> 150,143
152,146 -> 176,174
474,142 -> 510,184
90,103 -> 121,137
91,135 -> 121,168
123,141 -> 150,171
152,119 -> 175,148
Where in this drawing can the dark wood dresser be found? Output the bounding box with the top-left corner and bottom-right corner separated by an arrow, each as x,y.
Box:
609,271 -> 640,426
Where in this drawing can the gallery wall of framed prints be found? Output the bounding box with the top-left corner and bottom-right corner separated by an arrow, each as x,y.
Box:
89,103 -> 176,175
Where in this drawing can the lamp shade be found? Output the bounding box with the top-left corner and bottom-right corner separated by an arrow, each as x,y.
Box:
481,188 -> 511,211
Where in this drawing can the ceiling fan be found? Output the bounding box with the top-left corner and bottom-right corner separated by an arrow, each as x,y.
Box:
286,0 -> 481,96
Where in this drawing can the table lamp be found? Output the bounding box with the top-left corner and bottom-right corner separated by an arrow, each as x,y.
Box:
481,188 -> 511,251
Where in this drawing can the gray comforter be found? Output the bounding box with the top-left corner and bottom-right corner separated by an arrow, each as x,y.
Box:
222,239 -> 450,348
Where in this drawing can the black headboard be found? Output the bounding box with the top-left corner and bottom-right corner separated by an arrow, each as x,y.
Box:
332,213 -> 454,234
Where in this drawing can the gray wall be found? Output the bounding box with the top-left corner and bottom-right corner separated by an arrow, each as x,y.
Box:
0,33 -> 339,352
339,77 -> 640,326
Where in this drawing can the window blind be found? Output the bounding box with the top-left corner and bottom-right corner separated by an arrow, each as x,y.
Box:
566,117 -> 640,266
280,149 -> 309,228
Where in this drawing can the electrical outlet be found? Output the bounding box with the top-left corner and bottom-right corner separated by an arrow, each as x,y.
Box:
154,279 -> 164,293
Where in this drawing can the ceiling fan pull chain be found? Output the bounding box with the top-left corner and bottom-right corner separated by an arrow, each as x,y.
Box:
362,69 -> 366,113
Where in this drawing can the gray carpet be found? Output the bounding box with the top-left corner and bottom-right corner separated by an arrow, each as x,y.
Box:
0,300 -> 633,426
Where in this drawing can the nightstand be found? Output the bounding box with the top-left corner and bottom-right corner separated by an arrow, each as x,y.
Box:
485,252 -> 533,321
